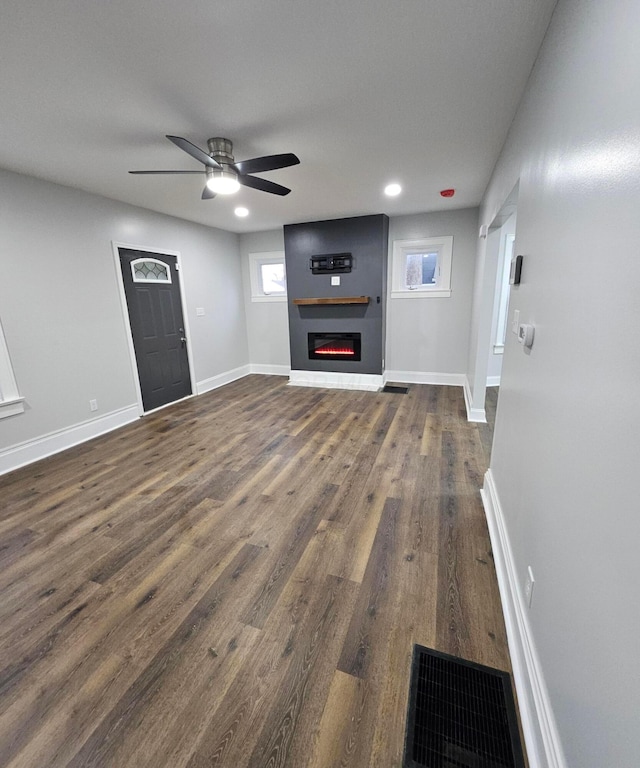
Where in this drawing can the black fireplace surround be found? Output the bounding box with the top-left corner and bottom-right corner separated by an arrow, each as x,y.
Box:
285,214 -> 388,375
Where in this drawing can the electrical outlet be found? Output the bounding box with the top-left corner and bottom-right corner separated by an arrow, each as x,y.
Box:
511,308 -> 520,334
524,566 -> 535,607
89,399 -> 98,412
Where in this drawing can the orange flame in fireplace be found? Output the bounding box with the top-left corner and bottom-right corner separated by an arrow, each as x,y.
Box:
315,346 -> 355,355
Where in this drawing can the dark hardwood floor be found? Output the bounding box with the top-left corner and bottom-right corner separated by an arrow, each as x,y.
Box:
0,376 -> 510,767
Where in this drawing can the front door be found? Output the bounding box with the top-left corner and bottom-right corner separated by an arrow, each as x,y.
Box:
119,248 -> 192,411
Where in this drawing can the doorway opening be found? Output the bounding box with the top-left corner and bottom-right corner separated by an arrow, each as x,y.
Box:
467,183 -> 519,462
483,185 -> 518,463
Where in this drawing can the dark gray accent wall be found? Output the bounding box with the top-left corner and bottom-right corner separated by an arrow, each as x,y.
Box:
284,215 -> 388,375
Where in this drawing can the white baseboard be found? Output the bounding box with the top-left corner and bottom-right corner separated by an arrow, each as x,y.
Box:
384,370 -> 466,387
196,364 -> 251,395
0,363 -> 294,477
288,369 -> 384,391
464,375 -> 487,423
486,375 -> 501,387
481,470 -> 567,768
249,363 -> 290,377
0,405 -> 139,477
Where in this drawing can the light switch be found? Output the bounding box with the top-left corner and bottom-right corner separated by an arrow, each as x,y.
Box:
511,309 -> 520,334
196,307 -> 205,316
331,276 -> 340,286
518,323 -> 535,348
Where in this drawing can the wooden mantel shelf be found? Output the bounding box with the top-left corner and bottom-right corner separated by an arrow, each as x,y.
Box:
292,296 -> 370,306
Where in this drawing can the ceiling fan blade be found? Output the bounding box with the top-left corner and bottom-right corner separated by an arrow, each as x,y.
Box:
233,153 -> 300,175
201,185 -> 216,200
129,170 -> 204,174
238,174 -> 291,196
166,135 -> 222,170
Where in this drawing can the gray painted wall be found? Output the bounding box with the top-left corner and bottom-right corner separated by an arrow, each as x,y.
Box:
386,208 -> 478,375
476,0 -> 640,765
239,211 -> 480,378
239,229 -> 290,370
0,168 -> 247,452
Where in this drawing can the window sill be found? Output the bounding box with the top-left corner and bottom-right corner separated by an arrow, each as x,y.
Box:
251,295 -> 287,303
0,397 -> 25,419
391,289 -> 451,299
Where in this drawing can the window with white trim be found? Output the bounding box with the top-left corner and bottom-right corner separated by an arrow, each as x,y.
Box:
249,251 -> 287,302
0,316 -> 25,419
391,236 -> 453,298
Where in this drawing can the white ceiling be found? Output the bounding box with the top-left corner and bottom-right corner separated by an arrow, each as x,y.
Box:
1,0 -> 557,234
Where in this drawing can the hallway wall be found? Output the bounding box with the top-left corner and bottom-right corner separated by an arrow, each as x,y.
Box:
476,0 -> 640,765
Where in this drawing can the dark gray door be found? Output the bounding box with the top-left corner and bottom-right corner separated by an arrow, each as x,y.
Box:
119,248 -> 192,411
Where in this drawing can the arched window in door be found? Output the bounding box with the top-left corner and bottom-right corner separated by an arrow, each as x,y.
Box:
131,258 -> 172,284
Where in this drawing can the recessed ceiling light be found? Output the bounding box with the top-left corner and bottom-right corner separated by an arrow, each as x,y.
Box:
384,183 -> 402,197
234,206 -> 249,217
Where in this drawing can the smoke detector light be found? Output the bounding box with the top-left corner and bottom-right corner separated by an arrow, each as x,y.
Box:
234,206 -> 249,217
384,183 -> 402,197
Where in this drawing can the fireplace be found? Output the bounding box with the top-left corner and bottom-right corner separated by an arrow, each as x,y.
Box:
308,332 -> 361,361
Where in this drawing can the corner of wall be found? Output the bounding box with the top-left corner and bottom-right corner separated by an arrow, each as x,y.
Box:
463,375 -> 487,422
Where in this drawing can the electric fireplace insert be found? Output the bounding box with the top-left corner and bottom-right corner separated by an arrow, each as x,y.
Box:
308,332 -> 361,361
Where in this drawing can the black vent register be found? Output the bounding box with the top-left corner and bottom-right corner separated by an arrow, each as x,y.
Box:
404,645 -> 525,768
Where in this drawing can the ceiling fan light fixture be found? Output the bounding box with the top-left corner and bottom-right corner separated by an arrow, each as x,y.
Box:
206,169 -> 240,195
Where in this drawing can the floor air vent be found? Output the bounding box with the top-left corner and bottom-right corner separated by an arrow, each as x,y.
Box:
382,384 -> 409,394
404,646 -> 525,768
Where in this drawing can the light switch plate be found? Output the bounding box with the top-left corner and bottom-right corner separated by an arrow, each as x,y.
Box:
331,276 -> 340,286
196,307 -> 205,316
512,309 -> 520,334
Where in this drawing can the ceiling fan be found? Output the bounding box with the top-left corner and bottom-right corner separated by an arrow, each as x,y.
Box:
130,135 -> 300,200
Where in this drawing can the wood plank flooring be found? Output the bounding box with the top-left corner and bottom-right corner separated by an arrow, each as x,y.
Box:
0,376 -> 510,767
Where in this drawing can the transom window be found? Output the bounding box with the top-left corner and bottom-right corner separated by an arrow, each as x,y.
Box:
391,236 -> 453,298
131,258 -> 171,283
249,251 -> 287,302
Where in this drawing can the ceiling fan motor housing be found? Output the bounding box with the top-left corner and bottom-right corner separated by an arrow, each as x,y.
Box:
207,137 -> 234,166
205,137 -> 239,192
